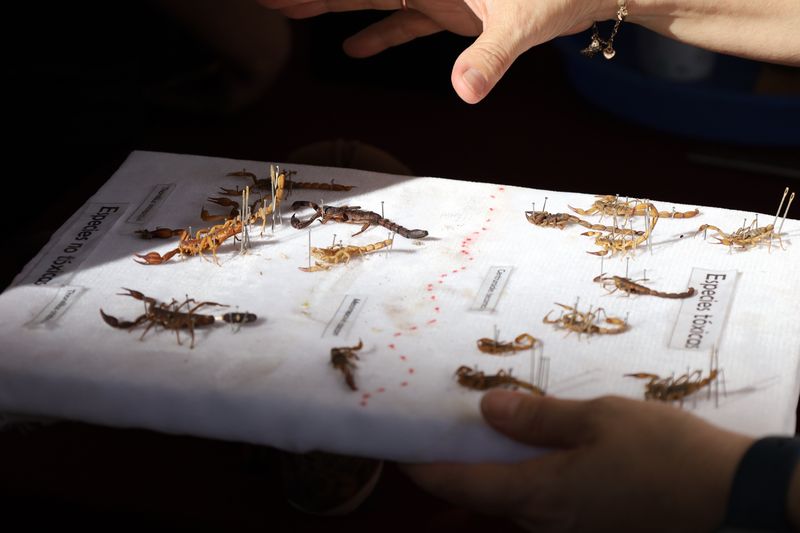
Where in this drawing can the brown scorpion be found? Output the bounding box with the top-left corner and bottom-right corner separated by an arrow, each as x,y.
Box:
220,169 -> 354,196
331,340 -> 363,391
455,366 -> 545,395
476,333 -> 538,354
525,210 -> 643,236
593,275 -> 695,299
290,201 -> 428,239
100,288 -> 256,348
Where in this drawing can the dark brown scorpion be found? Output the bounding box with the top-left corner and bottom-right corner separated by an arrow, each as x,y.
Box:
290,201 -> 428,239
100,288 -> 257,348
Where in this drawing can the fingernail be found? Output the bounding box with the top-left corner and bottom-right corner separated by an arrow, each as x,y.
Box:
481,389 -> 522,422
462,68 -> 486,99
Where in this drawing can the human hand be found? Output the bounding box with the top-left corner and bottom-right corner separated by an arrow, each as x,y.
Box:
257,0 -> 611,104
402,391 -> 754,532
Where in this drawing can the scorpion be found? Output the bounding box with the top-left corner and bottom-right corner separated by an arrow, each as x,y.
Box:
203,173 -> 286,223
476,333 -> 538,354
593,275 -> 695,299
570,195 -> 699,219
543,303 -> 629,337
135,218 -> 243,265
220,168 -> 353,196
299,238 -> 394,272
584,202 -> 659,256
455,366 -> 545,396
525,211 -> 644,236
695,188 -> 795,252
625,350 -> 723,407
330,340 -> 363,391
100,288 -> 256,349
525,210 -> 643,236
290,201 -> 428,239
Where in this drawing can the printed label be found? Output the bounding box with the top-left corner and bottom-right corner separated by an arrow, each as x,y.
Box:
471,266 -> 513,312
669,268 -> 738,351
23,203 -> 127,286
126,183 -> 175,225
25,286 -> 85,328
323,295 -> 368,338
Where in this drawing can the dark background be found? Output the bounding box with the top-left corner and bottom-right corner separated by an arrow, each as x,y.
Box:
4,1 -> 799,530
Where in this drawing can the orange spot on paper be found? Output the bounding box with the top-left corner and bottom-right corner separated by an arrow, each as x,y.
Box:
427,319 -> 437,325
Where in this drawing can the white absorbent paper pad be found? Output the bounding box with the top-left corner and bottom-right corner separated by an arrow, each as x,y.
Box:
1,151 -> 798,463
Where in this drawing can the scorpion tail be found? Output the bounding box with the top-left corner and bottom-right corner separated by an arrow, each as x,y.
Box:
222,312 -> 258,324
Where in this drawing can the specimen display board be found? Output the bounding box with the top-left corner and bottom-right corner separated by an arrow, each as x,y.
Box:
0,151 -> 798,462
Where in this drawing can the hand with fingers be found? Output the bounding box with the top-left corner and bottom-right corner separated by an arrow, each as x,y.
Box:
402,390 -> 769,532
258,0 -> 800,103
257,0 -> 604,104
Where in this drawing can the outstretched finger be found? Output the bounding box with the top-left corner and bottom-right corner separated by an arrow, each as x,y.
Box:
481,390 -> 595,448
343,10 -> 442,58
279,0 -> 404,19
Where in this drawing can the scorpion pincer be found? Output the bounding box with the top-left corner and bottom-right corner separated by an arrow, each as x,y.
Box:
290,201 -> 428,239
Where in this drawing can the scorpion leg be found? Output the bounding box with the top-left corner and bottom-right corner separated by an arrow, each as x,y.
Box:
351,222 -> 371,237
139,319 -> 158,341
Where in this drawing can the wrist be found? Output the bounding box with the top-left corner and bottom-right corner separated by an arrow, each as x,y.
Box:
724,436 -> 800,531
789,462 -> 800,529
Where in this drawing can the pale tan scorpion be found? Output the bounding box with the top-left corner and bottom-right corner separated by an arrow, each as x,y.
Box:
543,303 -> 629,337
300,239 -> 394,272
570,195 -> 700,219
695,187 -> 795,252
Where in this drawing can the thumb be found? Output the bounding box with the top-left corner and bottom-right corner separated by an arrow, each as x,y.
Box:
451,23 -> 527,104
480,389 -> 594,447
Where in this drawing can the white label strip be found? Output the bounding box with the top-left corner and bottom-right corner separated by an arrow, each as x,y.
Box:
668,268 -> 739,351
25,286 -> 86,329
471,266 -> 513,312
323,295 -> 368,338
125,183 -> 176,225
22,203 -> 128,287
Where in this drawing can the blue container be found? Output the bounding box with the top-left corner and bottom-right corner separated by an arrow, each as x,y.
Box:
554,31 -> 800,146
